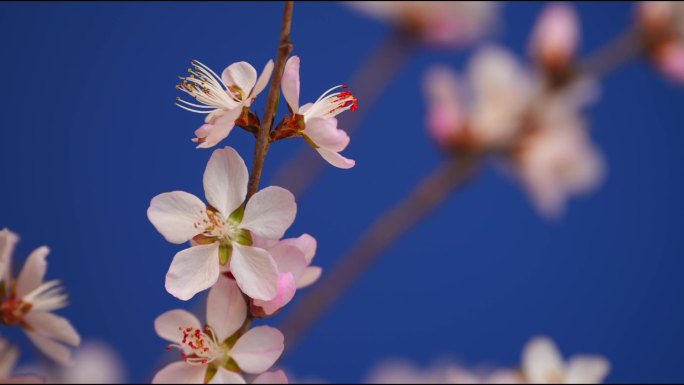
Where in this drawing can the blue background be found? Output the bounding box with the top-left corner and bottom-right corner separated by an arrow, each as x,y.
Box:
0,1 -> 682,383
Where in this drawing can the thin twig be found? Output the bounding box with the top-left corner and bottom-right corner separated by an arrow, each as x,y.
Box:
280,154 -> 479,350
246,1 -> 295,201
271,29 -> 416,198
581,27 -> 644,79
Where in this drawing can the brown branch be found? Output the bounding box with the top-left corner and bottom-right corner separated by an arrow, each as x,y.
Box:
580,27 -> 645,79
280,154 -> 479,350
270,29 -> 416,198
246,0 -> 295,201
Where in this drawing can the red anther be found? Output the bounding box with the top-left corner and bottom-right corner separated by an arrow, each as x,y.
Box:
201,359 -> 208,365
204,348 -> 209,352
342,84 -> 348,88
166,345 -> 171,351
351,104 -> 359,111
186,327 -> 193,332
182,353 -> 188,362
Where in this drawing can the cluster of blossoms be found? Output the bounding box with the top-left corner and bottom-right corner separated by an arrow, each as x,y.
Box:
637,1 -> 684,83
150,52 -> 355,383
0,229 -> 81,382
423,3 -> 604,218
368,336 -> 610,384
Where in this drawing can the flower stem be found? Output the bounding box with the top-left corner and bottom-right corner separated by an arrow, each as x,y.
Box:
246,0 -> 295,201
581,27 -> 645,79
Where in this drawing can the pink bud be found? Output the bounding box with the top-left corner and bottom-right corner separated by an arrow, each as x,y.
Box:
530,3 -> 580,71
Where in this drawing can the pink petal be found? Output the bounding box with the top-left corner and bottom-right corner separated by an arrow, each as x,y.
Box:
207,276 -> 246,342
165,244 -> 220,301
303,118 -> 350,152
24,312 -> 80,347
267,243 -> 307,281
424,67 -> 462,147
203,146 -> 248,217
657,42 -> 684,84
241,187 -> 296,240
194,107 -> 242,149
315,148 -> 356,169
530,3 -> 579,65
230,244 -> 279,301
250,60 -> 275,101
296,266 -> 322,289
147,191 -> 206,244
522,336 -> 565,384
16,246 -> 49,299
209,367 -> 246,384
252,272 -> 297,316
0,339 -> 19,380
566,356 -> 611,384
25,331 -> 72,366
230,326 -> 284,374
152,362 -> 206,384
0,228 -> 19,282
281,56 -> 301,113
252,370 -> 289,384
222,62 -> 258,96
279,233 -> 317,264
154,309 -> 202,344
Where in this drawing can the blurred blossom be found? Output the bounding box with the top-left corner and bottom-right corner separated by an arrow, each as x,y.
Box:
0,338 -> 44,383
529,3 -> 580,74
346,1 -> 498,47
366,358 -> 521,384
638,1 -> 684,83
522,336 -> 610,384
30,341 -> 127,384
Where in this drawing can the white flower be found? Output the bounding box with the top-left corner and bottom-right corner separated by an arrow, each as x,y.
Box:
346,1 -> 498,48
147,146 -> 297,301
36,341 -> 127,384
176,60 -> 274,148
280,56 -> 357,169
522,336 -> 610,384
0,232 -> 81,366
153,276 -> 285,384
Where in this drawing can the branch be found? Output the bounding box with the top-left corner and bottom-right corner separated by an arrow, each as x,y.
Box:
246,0 -> 295,200
280,154 -> 479,350
580,27 -> 644,79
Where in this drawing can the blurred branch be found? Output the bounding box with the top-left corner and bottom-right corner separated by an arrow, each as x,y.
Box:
581,27 -> 644,79
280,154 -> 479,350
271,29 -> 416,197
246,0 -> 295,200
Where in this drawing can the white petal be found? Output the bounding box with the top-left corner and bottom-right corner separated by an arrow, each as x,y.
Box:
222,62 -> 258,96
230,244 -> 278,301
230,326 -> 284,374
252,272 -> 297,316
296,266 -> 322,289
0,339 -> 19,379
154,309 -> 202,344
522,336 -> 566,384
25,331 -> 72,366
207,276 -> 246,342
203,146 -> 249,217
249,60 -> 275,100
267,243 -> 307,281
241,187 -> 296,240
194,109 -> 240,149
152,361 -> 206,384
165,244 -> 220,301
24,312 -> 80,347
0,228 -> 19,282
566,356 -> 611,384
253,370 -> 289,384
315,148 -> 356,169
281,56 -> 300,113
279,233 -> 317,263
148,192 -> 206,244
304,118 -> 349,152
209,367 -> 247,384
16,246 -> 49,299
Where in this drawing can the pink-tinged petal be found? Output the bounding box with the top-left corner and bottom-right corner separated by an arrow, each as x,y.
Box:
209,367 -> 246,384
657,42 -> 684,84
152,362 -> 206,384
16,246 -> 49,299
195,107 -> 243,149
315,148 -> 356,169
25,331 -> 72,366
165,244 -> 220,301
230,244 -> 279,301
241,187 -> 296,240
203,146 -> 249,217
267,243 -> 307,281
230,326 -> 284,374
250,60 -> 275,101
303,118 -> 350,152
207,276 -> 246,342
154,309 -> 202,344
147,191 -> 206,244
251,236 -> 279,250
296,266 -> 322,289
252,370 -> 289,384
566,356 -> 611,384
0,339 -> 19,379
24,312 -> 80,347
252,272 -> 297,316
0,228 -> 19,282
522,336 -> 566,384
281,56 -> 301,113
279,233 -> 317,263
530,3 -> 579,65
222,62 -> 258,96
424,67 -> 462,147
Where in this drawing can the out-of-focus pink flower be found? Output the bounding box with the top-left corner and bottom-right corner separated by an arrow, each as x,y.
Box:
346,1 -> 498,48
0,339 -> 45,383
32,341 -> 127,384
529,3 -> 580,72
522,336 -> 610,384
153,276 -> 285,384
638,2 -> 684,84
367,359 -> 523,384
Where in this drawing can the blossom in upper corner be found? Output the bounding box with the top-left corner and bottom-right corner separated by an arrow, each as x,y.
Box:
637,1 -> 684,84
522,336 -> 610,384
176,60 -> 274,148
152,275 -> 286,384
529,3 -> 580,76
0,230 -> 81,366
277,56 -> 357,169
147,146 -> 296,301
346,1 -> 498,48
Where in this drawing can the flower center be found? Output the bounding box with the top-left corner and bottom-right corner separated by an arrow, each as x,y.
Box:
167,326 -> 224,366
303,84 -> 358,121
193,206 -> 251,248
176,60 -> 241,114
0,297 -> 31,326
